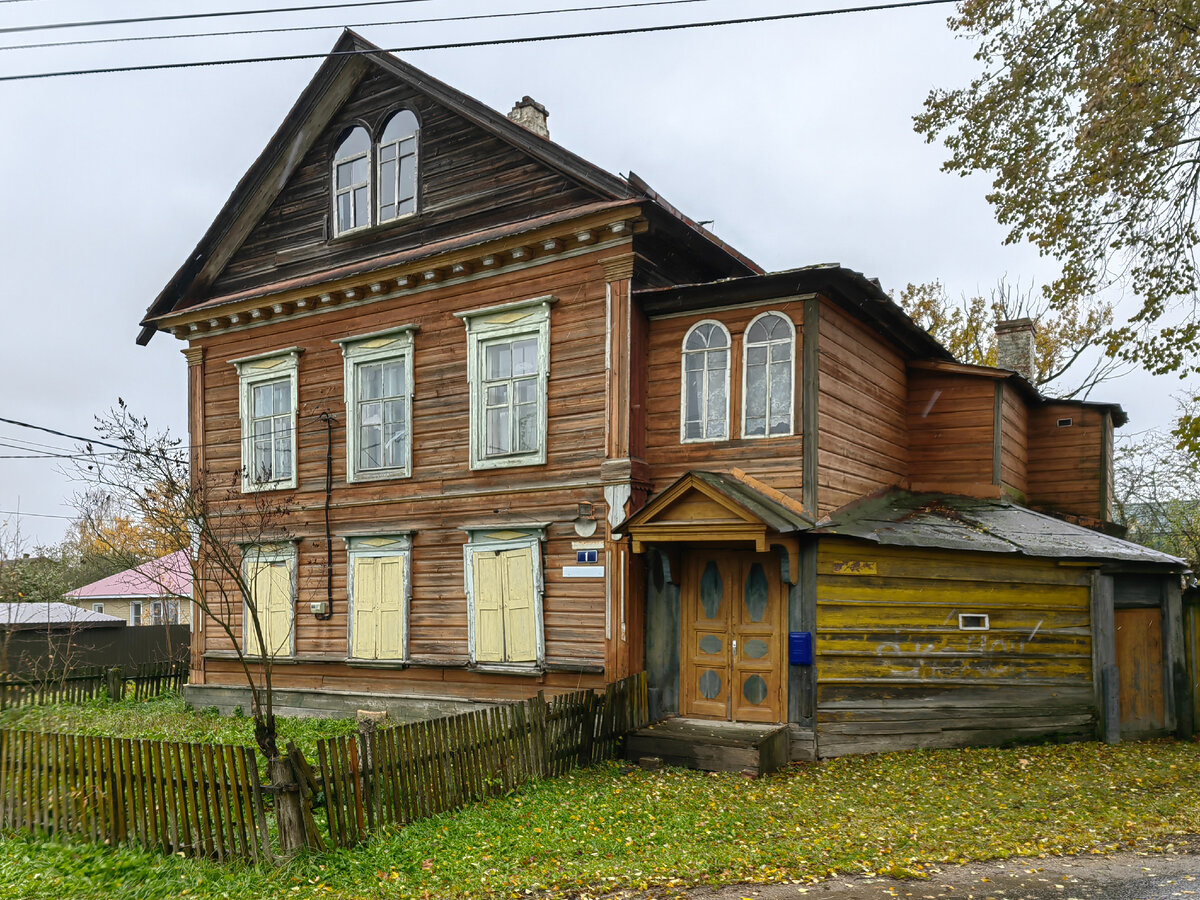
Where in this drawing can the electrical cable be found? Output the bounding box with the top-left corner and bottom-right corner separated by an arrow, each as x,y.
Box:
0,0 -> 715,54
0,0 -> 959,82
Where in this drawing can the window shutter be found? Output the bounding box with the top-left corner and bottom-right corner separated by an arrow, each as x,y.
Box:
352,557 -> 380,659
473,552 -> 506,662
265,561 -> 293,657
501,548 -> 537,662
245,562 -> 273,657
377,555 -> 404,660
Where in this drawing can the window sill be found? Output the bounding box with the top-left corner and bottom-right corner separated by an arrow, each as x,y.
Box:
469,663 -> 544,677
346,468 -> 411,484
469,454 -> 547,472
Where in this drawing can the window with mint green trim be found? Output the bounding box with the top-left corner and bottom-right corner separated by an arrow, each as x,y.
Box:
337,327 -> 415,483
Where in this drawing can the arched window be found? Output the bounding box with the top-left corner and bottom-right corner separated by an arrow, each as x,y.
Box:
742,311 -> 795,437
681,321 -> 731,441
332,127 -> 371,236
377,110 -> 419,223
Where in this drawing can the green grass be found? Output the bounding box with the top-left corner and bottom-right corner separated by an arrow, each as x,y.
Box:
0,694 -> 358,759
0,736 -> 1198,900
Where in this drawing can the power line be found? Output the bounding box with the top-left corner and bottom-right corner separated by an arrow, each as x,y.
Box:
0,0 -> 713,54
0,509 -> 74,520
0,0 -> 959,82
0,0 -> 438,36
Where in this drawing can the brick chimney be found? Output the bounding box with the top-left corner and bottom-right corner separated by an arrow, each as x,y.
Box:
508,96 -> 549,139
995,318 -> 1037,382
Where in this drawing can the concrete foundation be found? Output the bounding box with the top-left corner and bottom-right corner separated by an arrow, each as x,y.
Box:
183,683 -> 499,722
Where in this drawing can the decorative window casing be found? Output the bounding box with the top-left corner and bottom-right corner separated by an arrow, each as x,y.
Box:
377,110 -> 419,224
233,349 -> 301,492
463,527 -> 545,669
332,126 -> 371,236
346,535 -> 411,662
242,543 -> 296,659
681,320 -> 731,442
455,296 -> 554,470
336,326 -> 416,482
741,311 -> 795,438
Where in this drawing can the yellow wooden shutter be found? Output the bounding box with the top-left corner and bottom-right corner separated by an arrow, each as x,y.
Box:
473,552 -> 506,663
352,556 -> 379,659
265,561 -> 293,657
501,547 -> 537,662
377,555 -> 404,660
244,561 -> 270,657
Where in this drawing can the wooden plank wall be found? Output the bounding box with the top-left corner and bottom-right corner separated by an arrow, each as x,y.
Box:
816,298 -> 908,515
209,68 -> 606,300
907,369 -> 995,494
193,249 -> 622,699
643,299 -> 805,496
999,382 -> 1029,495
1027,404 -> 1105,520
815,538 -> 1096,756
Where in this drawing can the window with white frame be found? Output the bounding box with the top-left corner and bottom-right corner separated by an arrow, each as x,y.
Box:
333,126 -> 371,236
232,349 -> 300,492
242,544 -> 295,659
377,110 -> 419,223
336,327 -> 415,481
742,311 -> 795,438
681,320 -> 731,441
463,528 -> 544,668
92,603 -> 105,615
129,601 -> 141,624
456,297 -> 553,470
347,535 -> 410,662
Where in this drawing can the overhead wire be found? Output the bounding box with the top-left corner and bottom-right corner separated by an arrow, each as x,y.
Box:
0,0 -> 715,54
0,0 -> 960,82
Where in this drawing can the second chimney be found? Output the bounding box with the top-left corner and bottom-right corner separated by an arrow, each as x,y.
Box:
995,318 -> 1037,382
508,96 -> 549,139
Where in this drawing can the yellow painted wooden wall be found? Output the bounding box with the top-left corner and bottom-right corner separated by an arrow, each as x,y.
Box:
815,539 -> 1096,755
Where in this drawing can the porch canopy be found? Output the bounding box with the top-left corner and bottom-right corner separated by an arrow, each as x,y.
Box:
620,470 -> 812,581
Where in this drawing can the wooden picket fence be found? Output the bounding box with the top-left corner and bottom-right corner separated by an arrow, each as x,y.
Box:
311,672 -> 650,848
0,661 -> 188,710
0,730 -> 270,862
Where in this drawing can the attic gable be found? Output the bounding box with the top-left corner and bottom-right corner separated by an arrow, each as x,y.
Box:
137,30 -> 636,343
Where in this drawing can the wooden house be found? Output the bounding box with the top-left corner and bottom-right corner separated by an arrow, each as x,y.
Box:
139,32 -> 1191,756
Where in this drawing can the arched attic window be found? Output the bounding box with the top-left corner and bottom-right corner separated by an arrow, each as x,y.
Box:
333,126 -> 371,236
378,110 -> 419,223
742,311 -> 795,438
681,321 -> 731,442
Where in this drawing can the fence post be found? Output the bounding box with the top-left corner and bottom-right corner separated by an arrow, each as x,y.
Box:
267,755 -> 310,856
105,668 -> 124,703
577,692 -> 597,768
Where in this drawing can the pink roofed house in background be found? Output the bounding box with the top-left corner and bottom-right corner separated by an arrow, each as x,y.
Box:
65,551 -> 193,628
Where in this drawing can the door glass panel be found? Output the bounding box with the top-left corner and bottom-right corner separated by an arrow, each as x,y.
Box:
744,563 -> 768,623
743,674 -> 768,705
698,670 -> 722,700
743,638 -> 769,659
700,561 -> 722,619
699,634 -> 722,655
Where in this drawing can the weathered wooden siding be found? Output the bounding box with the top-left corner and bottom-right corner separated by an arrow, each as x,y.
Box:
192,247 -> 623,700
815,539 -> 1096,756
999,383 -> 1029,495
1027,404 -> 1105,520
209,68 -> 607,300
816,298 -> 908,514
907,369 -> 995,494
643,299 -> 805,496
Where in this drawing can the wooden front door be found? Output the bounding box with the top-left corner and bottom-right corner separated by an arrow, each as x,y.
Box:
1115,607 -> 1167,735
682,550 -> 785,723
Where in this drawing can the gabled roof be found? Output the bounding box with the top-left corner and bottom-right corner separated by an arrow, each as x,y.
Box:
64,551 -> 191,601
0,602 -> 124,630
138,30 -> 757,344
813,489 -> 1185,569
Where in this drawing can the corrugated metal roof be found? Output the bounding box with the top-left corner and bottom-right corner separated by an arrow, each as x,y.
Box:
812,490 -> 1186,567
0,602 -> 124,628
64,551 -> 191,601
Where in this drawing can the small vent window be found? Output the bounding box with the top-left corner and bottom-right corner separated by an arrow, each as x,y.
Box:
1057,417 -> 1074,427
958,613 -> 990,631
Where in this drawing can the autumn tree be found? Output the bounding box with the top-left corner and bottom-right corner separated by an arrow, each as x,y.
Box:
897,278 -> 1127,397
915,0 -> 1200,393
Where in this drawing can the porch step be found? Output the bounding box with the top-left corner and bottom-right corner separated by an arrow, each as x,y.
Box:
625,717 -> 790,776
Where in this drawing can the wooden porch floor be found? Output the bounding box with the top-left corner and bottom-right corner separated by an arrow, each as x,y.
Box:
625,717 -> 791,776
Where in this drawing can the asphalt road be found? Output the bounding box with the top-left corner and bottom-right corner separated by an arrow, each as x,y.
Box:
663,841 -> 1200,900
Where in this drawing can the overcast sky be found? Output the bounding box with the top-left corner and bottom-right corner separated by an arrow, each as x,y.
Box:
0,0 -> 1189,547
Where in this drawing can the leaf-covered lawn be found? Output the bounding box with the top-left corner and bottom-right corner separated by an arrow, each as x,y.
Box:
0,694 -> 358,759
0,736 -> 1198,900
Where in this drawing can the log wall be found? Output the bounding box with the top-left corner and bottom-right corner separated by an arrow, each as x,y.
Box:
816,298 -> 908,514
814,538 -> 1096,756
